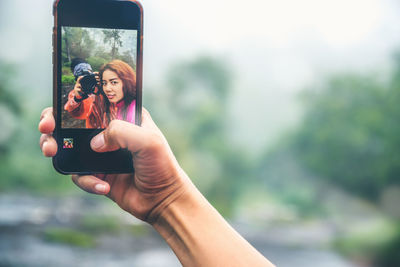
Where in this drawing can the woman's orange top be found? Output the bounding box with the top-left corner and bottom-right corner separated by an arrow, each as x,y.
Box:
64,90 -> 108,128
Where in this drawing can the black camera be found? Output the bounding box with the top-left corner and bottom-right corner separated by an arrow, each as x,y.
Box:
71,58 -> 100,96
79,73 -> 98,95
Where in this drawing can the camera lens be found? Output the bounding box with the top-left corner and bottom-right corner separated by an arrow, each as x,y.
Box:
80,74 -> 98,95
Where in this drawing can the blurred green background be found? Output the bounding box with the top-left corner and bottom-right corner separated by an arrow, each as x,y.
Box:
1,0 -> 400,266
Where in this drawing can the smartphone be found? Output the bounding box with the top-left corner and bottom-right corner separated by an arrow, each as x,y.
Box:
52,0 -> 143,174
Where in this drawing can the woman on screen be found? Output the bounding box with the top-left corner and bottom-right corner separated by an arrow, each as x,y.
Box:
64,59 -> 136,128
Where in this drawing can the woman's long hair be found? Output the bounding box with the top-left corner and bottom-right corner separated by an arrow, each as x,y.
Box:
89,60 -> 136,127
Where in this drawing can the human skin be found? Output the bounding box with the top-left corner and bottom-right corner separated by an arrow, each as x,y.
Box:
101,69 -> 124,103
73,72 -> 100,99
73,75 -> 84,98
38,107 -> 275,267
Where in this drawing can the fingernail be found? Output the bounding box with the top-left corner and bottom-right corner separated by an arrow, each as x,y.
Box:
95,184 -> 106,193
91,133 -> 105,149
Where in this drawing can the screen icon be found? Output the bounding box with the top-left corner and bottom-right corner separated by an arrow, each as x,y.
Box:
63,138 -> 74,149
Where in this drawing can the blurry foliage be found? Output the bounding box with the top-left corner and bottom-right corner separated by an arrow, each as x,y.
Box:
129,224 -> 150,237
43,227 -> 96,248
0,63 -> 20,115
0,63 -> 20,155
258,54 -> 400,266
116,50 -> 135,70
334,221 -> 399,267
92,46 -> 112,63
0,62 -> 72,193
147,56 -> 252,216
375,227 -> 400,267
61,75 -> 75,85
102,29 -> 122,60
79,215 -> 122,234
61,66 -> 72,75
291,73 -> 398,201
87,56 -> 108,71
62,27 -> 95,62
256,57 -> 400,220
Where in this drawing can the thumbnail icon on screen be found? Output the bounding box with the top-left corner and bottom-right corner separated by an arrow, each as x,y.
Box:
63,138 -> 73,149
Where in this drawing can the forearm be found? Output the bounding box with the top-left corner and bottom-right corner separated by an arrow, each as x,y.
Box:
64,90 -> 82,112
64,90 -> 91,119
152,179 -> 275,267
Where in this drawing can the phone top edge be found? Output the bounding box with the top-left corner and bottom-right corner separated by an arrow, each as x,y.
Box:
55,0 -> 143,30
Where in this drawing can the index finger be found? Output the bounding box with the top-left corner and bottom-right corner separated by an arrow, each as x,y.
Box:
39,107 -> 55,134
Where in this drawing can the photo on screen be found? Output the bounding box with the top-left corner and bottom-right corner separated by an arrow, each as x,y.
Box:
61,26 -> 138,129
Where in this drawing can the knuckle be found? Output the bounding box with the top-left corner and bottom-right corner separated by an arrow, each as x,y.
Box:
39,133 -> 46,144
142,107 -> 149,116
106,120 -> 126,148
39,134 -> 49,147
147,131 -> 164,152
107,120 -> 122,137
40,107 -> 52,120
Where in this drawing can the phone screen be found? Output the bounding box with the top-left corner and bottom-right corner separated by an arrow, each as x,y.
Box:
61,26 -> 138,129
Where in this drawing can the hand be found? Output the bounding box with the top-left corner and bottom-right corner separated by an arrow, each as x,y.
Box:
38,107 -> 190,223
39,107 -> 274,266
93,72 -> 100,94
73,76 -> 83,98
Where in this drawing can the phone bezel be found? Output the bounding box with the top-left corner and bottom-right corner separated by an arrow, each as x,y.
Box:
52,0 -> 143,174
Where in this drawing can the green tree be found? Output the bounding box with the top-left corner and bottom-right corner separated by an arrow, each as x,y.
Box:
285,55 -> 400,266
103,29 -> 122,60
0,63 -> 20,156
116,50 -> 135,69
62,28 -> 95,62
291,74 -> 390,200
256,55 -> 400,266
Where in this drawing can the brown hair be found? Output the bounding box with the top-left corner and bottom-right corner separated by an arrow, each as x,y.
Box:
98,60 -> 136,123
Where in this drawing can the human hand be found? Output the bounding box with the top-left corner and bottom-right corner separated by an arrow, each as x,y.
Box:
93,71 -> 100,94
38,107 -> 190,223
73,76 -> 83,98
39,108 -> 275,267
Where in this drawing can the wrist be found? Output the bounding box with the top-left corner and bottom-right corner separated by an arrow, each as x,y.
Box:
146,170 -> 196,225
151,178 -> 205,263
74,90 -> 82,98
151,175 -> 274,267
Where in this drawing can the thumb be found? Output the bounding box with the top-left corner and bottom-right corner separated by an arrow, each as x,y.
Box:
90,120 -> 150,153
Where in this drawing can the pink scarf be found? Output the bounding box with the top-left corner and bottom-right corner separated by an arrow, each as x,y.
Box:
115,99 -> 136,124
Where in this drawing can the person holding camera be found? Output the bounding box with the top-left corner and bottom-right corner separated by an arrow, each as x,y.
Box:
65,58 -> 137,128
